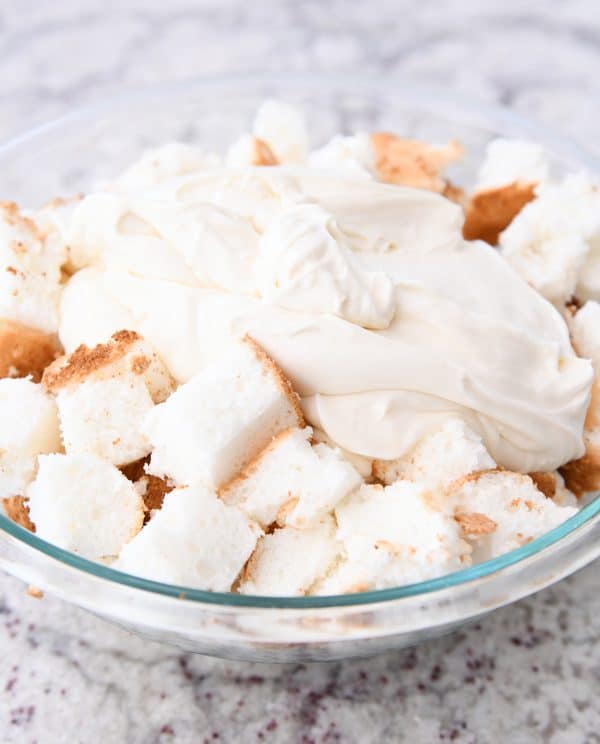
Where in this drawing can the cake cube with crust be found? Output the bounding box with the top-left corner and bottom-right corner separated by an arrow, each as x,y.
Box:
144,336 -> 303,489
446,470 -> 578,562
226,135 -> 278,167
252,100 -> 309,164
239,516 -> 341,596
114,483 -> 261,591
0,200 -> 65,334
0,378 -> 62,501
475,139 -> 550,192
314,482 -> 471,595
372,418 -> 495,488
462,139 -> 549,245
499,173 -> 600,305
43,330 -> 175,466
26,453 -> 144,562
311,428 -> 374,480
220,427 -> 362,529
528,470 -> 578,507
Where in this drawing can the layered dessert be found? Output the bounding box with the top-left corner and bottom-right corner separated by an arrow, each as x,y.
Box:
1,100 -> 598,596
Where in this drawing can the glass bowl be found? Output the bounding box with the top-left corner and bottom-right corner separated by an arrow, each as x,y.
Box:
1,74 -> 599,663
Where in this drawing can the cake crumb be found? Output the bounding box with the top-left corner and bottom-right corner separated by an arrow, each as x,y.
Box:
454,511 -> 497,536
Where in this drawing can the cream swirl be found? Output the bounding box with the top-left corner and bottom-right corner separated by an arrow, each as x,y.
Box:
60,167 -> 593,473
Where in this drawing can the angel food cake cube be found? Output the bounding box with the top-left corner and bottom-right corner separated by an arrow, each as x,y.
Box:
0,201 -> 65,334
252,99 -> 309,164
315,482 -> 471,595
43,331 -> 175,467
499,173 -> 600,305
27,453 -> 144,561
0,378 -> 61,501
462,139 -> 548,245
447,470 -> 578,562
0,202 -> 66,379
372,418 -> 495,488
220,427 -> 362,528
144,336 -> 303,489
239,516 -> 340,596
115,483 -> 261,591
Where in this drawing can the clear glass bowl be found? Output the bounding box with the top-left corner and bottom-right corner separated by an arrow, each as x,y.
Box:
1,74 -> 599,662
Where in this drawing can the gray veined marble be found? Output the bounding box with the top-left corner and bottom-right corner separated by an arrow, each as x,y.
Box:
1,1 -> 600,742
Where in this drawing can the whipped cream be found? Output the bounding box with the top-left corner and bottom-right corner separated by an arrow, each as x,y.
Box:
59,164 -> 593,473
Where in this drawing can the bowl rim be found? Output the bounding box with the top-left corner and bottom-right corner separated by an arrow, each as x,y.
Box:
1,72 -> 599,610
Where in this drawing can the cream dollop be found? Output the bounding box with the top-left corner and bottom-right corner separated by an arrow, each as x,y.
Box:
257,203 -> 395,329
59,166 -> 593,473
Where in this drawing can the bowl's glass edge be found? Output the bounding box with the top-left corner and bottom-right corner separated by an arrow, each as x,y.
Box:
1,73 -> 599,611
1,498 -> 599,609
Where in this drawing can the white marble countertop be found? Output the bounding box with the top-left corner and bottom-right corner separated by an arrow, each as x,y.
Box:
1,2 -> 600,742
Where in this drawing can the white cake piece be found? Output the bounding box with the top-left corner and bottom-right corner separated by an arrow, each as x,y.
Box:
226,134 -> 278,167
308,134 -> 376,179
252,100 -> 309,164
58,268 -> 136,354
34,195 -> 82,250
311,428 -> 374,480
43,330 -> 175,466
475,138 -> 550,191
446,470 -> 578,562
220,427 -> 361,528
569,301 -> 600,376
113,143 -> 221,192
239,516 -> 340,596
114,483 -> 261,590
0,378 -> 61,499
0,201 -> 65,334
500,173 -> 600,305
27,453 -> 144,561
145,336 -> 303,489
372,418 -> 495,488
314,482 -> 470,594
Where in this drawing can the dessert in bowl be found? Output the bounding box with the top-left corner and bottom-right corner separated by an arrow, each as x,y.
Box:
0,76 -> 599,661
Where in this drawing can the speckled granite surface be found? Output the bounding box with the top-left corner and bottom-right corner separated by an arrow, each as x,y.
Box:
1,2 -> 600,742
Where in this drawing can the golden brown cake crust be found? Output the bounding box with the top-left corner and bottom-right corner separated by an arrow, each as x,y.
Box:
242,335 -> 304,427
219,428 -> 296,499
528,471 -> 557,499
0,319 -> 63,382
140,475 -> 173,517
443,181 -> 468,208
42,329 -> 142,392
252,138 -> 278,166
3,495 -> 35,532
119,457 -> 173,519
120,457 -> 149,483
559,445 -> 600,498
462,182 -> 536,245
454,511 -> 497,536
370,132 -> 463,192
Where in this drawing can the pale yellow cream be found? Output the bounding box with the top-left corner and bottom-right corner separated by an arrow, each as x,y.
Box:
59,168 -> 593,473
